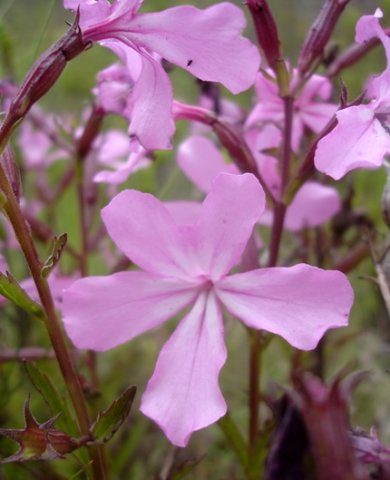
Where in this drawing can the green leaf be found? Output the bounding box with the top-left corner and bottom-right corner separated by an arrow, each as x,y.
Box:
91,386 -> 136,444
0,272 -> 44,318
170,457 -> 204,480
24,361 -> 77,436
218,413 -> 249,470
41,233 -> 67,278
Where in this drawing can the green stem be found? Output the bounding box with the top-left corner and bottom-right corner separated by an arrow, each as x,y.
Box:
0,164 -> 106,479
248,95 -> 295,451
248,330 -> 262,450
218,413 -> 249,470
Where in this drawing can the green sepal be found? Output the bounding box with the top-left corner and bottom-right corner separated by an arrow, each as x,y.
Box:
41,233 -> 67,278
91,386 -> 136,444
0,271 -> 44,318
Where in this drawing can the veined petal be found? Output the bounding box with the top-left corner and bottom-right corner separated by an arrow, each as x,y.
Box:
195,173 -> 265,279
62,271 -> 197,351
216,264 -> 353,350
315,105 -> 390,180
125,3 -> 260,94
140,291 -> 227,447
102,189 -> 196,279
129,53 -> 175,150
177,136 -> 238,193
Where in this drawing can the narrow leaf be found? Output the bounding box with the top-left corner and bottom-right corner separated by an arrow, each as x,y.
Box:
218,413 -> 249,469
0,271 -> 44,318
171,457 -> 204,480
91,386 -> 136,444
41,233 -> 67,278
24,361 -> 77,436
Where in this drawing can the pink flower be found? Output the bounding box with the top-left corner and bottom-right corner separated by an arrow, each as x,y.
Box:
93,63 -> 133,118
247,69 -> 337,152
18,113 -> 68,170
315,9 -> 390,180
177,135 -> 341,231
93,129 -> 151,185
64,0 -> 260,149
62,173 -> 353,446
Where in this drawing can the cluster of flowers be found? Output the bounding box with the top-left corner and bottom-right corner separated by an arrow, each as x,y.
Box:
2,0 -> 389,448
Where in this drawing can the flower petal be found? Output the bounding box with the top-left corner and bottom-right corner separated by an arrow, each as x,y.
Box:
101,189 -> 194,279
129,53 -> 175,150
126,3 -> 260,94
195,173 -> 265,279
246,72 -> 282,127
300,102 -> 337,134
65,0 -> 143,32
62,271 -> 197,351
216,264 -> 353,350
140,291 -> 227,447
315,105 -> 390,180
164,201 -> 202,226
177,136 -> 238,193
284,182 -> 341,231
298,74 -> 332,103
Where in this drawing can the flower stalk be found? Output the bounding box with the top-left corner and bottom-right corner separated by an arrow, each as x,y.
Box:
0,160 -> 107,478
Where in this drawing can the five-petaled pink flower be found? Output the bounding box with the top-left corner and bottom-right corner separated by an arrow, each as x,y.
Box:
62,173 -> 353,447
64,0 -> 260,150
315,9 -> 390,180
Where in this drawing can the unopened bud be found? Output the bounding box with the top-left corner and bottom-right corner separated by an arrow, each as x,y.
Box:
246,0 -> 282,72
3,13 -> 88,135
212,120 -> 258,175
0,145 -> 21,200
0,397 -> 84,463
298,0 -> 351,76
327,36 -> 381,78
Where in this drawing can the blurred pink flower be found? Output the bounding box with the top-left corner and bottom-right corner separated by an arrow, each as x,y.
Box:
247,69 -> 336,152
177,134 -> 341,231
62,173 -> 353,446
64,0 -> 260,149
315,9 -> 390,179
93,129 -> 151,185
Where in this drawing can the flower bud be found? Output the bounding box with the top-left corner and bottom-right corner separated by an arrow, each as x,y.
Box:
2,13 -> 88,138
246,0 -> 282,72
327,35 -> 382,78
289,372 -> 368,480
0,397 -> 83,463
0,144 -> 21,201
298,0 -> 351,76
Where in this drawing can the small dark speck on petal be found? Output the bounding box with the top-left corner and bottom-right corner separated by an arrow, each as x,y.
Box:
187,59 -> 193,67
